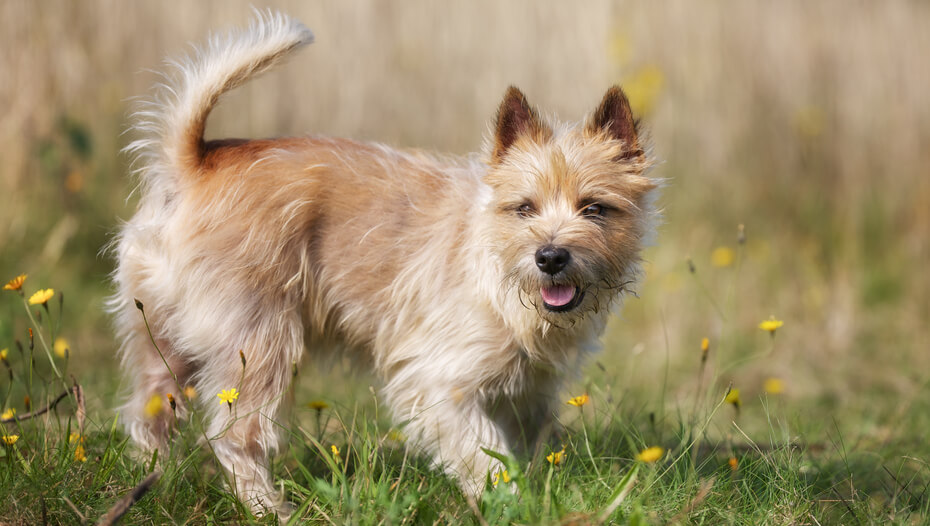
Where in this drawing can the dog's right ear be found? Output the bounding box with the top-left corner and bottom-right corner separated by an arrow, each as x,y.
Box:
491,86 -> 552,163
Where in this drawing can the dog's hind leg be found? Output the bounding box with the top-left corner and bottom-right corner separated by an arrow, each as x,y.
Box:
118,326 -> 192,454
194,306 -> 304,515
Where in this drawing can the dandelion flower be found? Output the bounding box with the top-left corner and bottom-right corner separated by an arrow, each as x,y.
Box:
54,337 -> 70,358
3,274 -> 26,291
566,394 -> 590,407
636,446 -> 664,463
493,469 -> 511,487
764,378 -> 785,395
794,105 -> 825,138
728,457 -> 738,471
386,429 -> 407,443
74,444 -> 87,462
28,288 -> 55,305
623,65 -> 664,116
217,388 -> 239,406
711,246 -> 735,268
144,394 -> 164,417
1,408 -> 15,420
758,317 -> 784,334
0,348 -> 7,362
701,338 -> 710,353
725,388 -> 741,409
183,386 -> 197,400
546,446 -> 566,466
331,444 -> 341,463
2,435 -> 19,446
307,400 -> 330,411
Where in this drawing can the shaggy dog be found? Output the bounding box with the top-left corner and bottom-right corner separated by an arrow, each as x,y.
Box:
110,10 -> 657,512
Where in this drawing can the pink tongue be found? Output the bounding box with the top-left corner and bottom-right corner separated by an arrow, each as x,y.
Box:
541,285 -> 576,307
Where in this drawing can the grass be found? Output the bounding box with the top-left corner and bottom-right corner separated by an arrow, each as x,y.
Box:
2,247 -> 928,524
2,2 -> 929,524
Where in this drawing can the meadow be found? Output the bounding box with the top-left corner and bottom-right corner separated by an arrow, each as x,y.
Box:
1,1 -> 929,524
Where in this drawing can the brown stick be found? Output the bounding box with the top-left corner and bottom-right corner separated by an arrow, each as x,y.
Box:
1,386 -> 74,424
71,376 -> 86,435
96,471 -> 161,526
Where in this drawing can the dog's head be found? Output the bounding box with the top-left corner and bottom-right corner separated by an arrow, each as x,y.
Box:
483,86 -> 657,328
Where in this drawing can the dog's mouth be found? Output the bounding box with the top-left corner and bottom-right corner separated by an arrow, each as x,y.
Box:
540,285 -> 584,312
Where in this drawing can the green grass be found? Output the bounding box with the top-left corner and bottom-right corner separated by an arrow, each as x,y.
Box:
2,2 -> 929,523
1,272 -> 929,525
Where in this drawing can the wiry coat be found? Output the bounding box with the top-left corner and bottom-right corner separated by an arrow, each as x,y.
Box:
110,10 -> 657,512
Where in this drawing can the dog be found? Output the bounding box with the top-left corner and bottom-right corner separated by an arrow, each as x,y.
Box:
110,10 -> 657,513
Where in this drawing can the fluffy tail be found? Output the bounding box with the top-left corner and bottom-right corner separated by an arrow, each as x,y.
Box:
126,9 -> 313,192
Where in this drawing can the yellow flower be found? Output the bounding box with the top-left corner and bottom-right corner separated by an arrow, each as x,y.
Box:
217,388 -> 239,405
1,408 -> 15,420
144,394 -> 163,417
54,337 -> 70,358
758,317 -> 784,334
74,444 -> 87,462
65,170 -> 84,193
546,446 -> 566,466
764,378 -> 785,395
608,33 -> 632,66
2,435 -> 19,446
29,289 -> 55,305
331,444 -> 341,463
69,432 -> 83,444
386,429 -> 407,443
493,469 -> 511,487
623,65 -> 665,116
701,338 -> 710,353
307,400 -> 330,410
566,394 -> 590,407
3,274 -> 26,291
728,457 -> 738,471
711,246 -> 735,268
28,288 -> 55,305
183,386 -> 197,400
725,388 -> 741,409
0,348 -> 7,361
794,105 -> 825,138
636,446 -> 664,463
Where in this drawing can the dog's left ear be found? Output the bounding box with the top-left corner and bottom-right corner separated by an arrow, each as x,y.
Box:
587,86 -> 643,161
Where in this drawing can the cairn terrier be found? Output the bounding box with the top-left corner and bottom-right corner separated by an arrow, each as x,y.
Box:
110,11 -> 657,512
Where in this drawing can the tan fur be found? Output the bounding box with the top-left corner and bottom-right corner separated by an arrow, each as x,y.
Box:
110,10 -> 658,514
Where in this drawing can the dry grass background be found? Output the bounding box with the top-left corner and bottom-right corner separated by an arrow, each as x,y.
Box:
1,0 -> 929,457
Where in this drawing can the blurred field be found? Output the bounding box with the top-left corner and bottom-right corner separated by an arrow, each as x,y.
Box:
2,1 -> 929,523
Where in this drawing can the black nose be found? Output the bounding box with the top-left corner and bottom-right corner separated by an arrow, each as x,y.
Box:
535,246 -> 571,275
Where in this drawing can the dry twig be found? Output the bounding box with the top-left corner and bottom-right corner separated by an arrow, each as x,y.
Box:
96,472 -> 161,526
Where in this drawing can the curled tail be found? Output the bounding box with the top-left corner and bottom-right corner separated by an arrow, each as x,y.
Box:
125,9 -> 313,193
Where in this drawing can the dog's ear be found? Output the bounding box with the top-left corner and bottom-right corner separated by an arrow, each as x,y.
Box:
588,86 -> 643,161
491,86 -> 552,163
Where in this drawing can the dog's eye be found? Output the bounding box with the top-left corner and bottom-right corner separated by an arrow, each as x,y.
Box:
581,204 -> 604,217
517,203 -> 535,217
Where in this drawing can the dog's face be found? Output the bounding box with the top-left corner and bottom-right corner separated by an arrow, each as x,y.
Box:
484,87 -> 656,326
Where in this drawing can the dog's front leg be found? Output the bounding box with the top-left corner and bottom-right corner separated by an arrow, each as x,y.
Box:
387,381 -> 512,496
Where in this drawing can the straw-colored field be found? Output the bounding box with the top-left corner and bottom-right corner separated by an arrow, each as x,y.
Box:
1,2 -> 928,523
